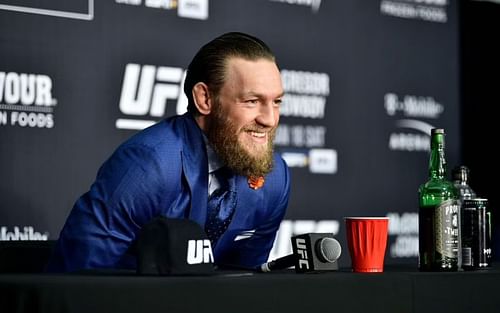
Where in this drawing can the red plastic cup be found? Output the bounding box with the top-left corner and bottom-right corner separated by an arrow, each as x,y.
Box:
345,217 -> 389,273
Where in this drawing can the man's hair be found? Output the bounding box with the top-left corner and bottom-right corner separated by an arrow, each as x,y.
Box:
184,32 -> 277,115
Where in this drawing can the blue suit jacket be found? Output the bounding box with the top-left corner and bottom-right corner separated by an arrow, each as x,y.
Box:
47,113 -> 290,272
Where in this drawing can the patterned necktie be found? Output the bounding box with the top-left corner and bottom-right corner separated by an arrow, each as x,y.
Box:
205,167 -> 237,246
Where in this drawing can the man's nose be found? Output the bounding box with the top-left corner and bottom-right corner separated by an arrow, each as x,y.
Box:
256,102 -> 278,128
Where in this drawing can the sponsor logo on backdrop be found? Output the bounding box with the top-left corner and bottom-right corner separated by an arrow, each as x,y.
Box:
380,0 -> 448,23
0,71 -> 57,129
115,0 -> 209,20
268,219 -> 339,260
275,69 -> 336,174
0,0 -> 94,20
0,226 -> 49,241
387,212 -> 419,257
385,92 -> 442,151
116,63 -> 187,130
269,0 -> 322,13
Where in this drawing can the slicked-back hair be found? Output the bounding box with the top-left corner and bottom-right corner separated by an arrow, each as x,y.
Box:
184,32 -> 277,115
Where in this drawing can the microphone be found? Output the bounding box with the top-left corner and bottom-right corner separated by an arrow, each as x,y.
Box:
260,233 -> 341,273
260,254 -> 297,272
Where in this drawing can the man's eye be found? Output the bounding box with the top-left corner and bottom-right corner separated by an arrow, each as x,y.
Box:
246,99 -> 259,104
274,99 -> 282,106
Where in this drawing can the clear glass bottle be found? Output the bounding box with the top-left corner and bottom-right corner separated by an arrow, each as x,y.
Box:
418,128 -> 460,271
452,165 -> 476,270
452,165 -> 476,202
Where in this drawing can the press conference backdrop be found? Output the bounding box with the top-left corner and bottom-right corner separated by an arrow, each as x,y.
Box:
0,0 -> 460,267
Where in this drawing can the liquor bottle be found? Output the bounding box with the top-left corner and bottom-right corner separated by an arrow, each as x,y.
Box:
452,166 -> 476,202
452,165 -> 476,270
418,128 -> 460,271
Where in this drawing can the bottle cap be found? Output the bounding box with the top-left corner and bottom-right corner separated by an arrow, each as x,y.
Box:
452,165 -> 469,181
431,128 -> 444,135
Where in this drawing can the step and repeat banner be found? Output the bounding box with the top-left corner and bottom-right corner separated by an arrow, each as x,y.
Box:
0,0 -> 459,267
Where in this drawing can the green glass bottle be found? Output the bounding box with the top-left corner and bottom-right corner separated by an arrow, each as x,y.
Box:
418,128 -> 460,271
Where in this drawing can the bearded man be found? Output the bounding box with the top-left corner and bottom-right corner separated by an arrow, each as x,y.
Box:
47,32 -> 290,272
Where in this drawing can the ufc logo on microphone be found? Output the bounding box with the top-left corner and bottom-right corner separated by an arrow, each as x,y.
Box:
119,63 -> 188,117
294,237 -> 310,270
186,239 -> 214,264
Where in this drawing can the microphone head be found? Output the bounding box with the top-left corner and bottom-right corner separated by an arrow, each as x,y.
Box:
291,233 -> 341,273
316,237 -> 342,263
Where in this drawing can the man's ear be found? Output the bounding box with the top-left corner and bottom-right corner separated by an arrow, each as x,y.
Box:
192,82 -> 212,115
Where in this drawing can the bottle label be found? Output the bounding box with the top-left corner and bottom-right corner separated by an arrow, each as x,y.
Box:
434,199 -> 460,258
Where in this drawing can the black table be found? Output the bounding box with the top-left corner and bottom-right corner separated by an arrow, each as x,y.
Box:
1,266 -> 499,313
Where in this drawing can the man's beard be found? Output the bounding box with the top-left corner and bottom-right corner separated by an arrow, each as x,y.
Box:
206,105 -> 276,178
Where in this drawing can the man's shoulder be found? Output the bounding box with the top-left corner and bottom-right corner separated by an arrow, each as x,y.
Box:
120,114 -> 199,152
257,153 -> 290,194
271,153 -> 289,176
101,114 -> 203,171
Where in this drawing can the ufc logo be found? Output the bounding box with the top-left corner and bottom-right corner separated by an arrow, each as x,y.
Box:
186,239 -> 214,265
295,238 -> 310,270
119,63 -> 188,117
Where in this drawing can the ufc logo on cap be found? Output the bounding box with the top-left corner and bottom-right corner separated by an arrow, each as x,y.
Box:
186,239 -> 214,264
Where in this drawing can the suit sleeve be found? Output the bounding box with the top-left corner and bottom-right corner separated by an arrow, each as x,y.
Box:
47,144 -> 179,272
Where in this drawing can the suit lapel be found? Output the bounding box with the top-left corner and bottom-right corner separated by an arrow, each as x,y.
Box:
229,175 -> 265,229
180,115 -> 209,226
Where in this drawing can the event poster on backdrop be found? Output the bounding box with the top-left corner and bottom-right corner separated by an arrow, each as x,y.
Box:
0,0 -> 459,267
